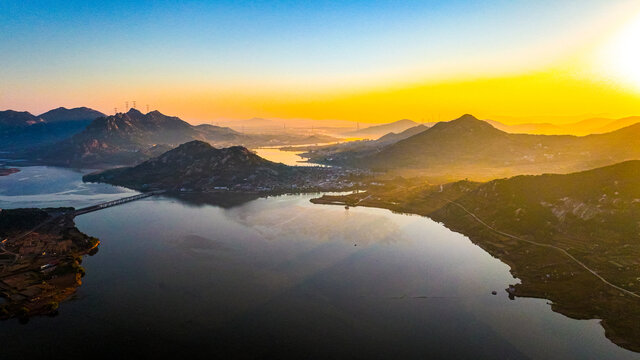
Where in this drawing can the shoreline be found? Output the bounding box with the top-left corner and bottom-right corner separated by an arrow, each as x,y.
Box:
0,208 -> 99,321
311,193 -> 640,353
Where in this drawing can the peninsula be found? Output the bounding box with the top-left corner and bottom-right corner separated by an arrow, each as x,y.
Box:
0,208 -> 99,321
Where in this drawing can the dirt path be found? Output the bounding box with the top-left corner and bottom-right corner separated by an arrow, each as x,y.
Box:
441,197 -> 640,299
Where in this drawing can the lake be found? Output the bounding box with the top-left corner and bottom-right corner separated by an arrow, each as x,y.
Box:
0,166 -> 637,359
252,146 -> 322,167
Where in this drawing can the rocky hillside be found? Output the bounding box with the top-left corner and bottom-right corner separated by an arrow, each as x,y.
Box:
429,161 -> 640,350
30,109 -> 242,167
431,160 -> 640,242
24,108 -> 338,167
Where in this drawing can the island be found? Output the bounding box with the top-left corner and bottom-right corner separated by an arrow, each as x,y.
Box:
82,140 -> 371,193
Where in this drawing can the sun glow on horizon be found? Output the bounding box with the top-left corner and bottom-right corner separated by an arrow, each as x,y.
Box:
596,12 -> 640,92
3,1 -> 640,125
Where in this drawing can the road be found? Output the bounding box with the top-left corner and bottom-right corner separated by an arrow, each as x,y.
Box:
439,196 -> 640,299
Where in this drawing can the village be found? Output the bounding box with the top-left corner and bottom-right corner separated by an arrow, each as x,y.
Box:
0,208 -> 98,321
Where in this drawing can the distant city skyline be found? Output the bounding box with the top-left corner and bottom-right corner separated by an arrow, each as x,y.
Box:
2,0 -> 640,125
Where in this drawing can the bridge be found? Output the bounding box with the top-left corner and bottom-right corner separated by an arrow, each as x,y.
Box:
74,190 -> 165,216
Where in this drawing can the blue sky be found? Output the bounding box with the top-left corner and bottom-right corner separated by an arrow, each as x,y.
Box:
1,0 -> 616,82
1,0 -> 638,122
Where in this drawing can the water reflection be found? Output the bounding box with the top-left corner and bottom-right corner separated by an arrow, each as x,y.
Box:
227,197 -> 410,246
253,147 -> 324,167
0,166 -> 137,209
164,192 -> 262,209
0,166 -> 637,359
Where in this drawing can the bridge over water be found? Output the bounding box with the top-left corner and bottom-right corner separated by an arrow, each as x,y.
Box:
74,191 -> 165,216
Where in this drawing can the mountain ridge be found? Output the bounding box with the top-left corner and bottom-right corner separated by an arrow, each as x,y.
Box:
82,140 -> 355,192
0,110 -> 44,129
352,114 -> 640,178
18,108 -> 338,167
342,119 -> 420,139
486,116 -> 640,136
0,107 -> 105,151
30,109 -> 239,167
38,107 -> 105,123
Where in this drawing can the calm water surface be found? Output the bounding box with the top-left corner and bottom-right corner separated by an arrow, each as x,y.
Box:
253,146 -> 325,167
0,167 -> 637,359
0,166 -> 138,208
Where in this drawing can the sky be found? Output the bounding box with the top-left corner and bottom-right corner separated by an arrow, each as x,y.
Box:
1,0 -> 640,124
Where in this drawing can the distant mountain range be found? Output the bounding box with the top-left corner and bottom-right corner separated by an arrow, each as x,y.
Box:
39,107 -> 106,123
375,124 -> 429,143
485,116 -> 640,136
341,119 -> 425,139
6,106 -> 640,173
298,124 -> 429,162
0,107 -> 105,129
0,110 -> 45,129
28,109 -> 242,167
212,115 -> 640,138
0,107 -> 106,151
23,109 -> 337,167
217,117 -> 358,134
310,114 -> 640,179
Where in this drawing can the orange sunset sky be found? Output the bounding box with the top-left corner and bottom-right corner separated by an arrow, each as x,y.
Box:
2,0 -> 640,125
